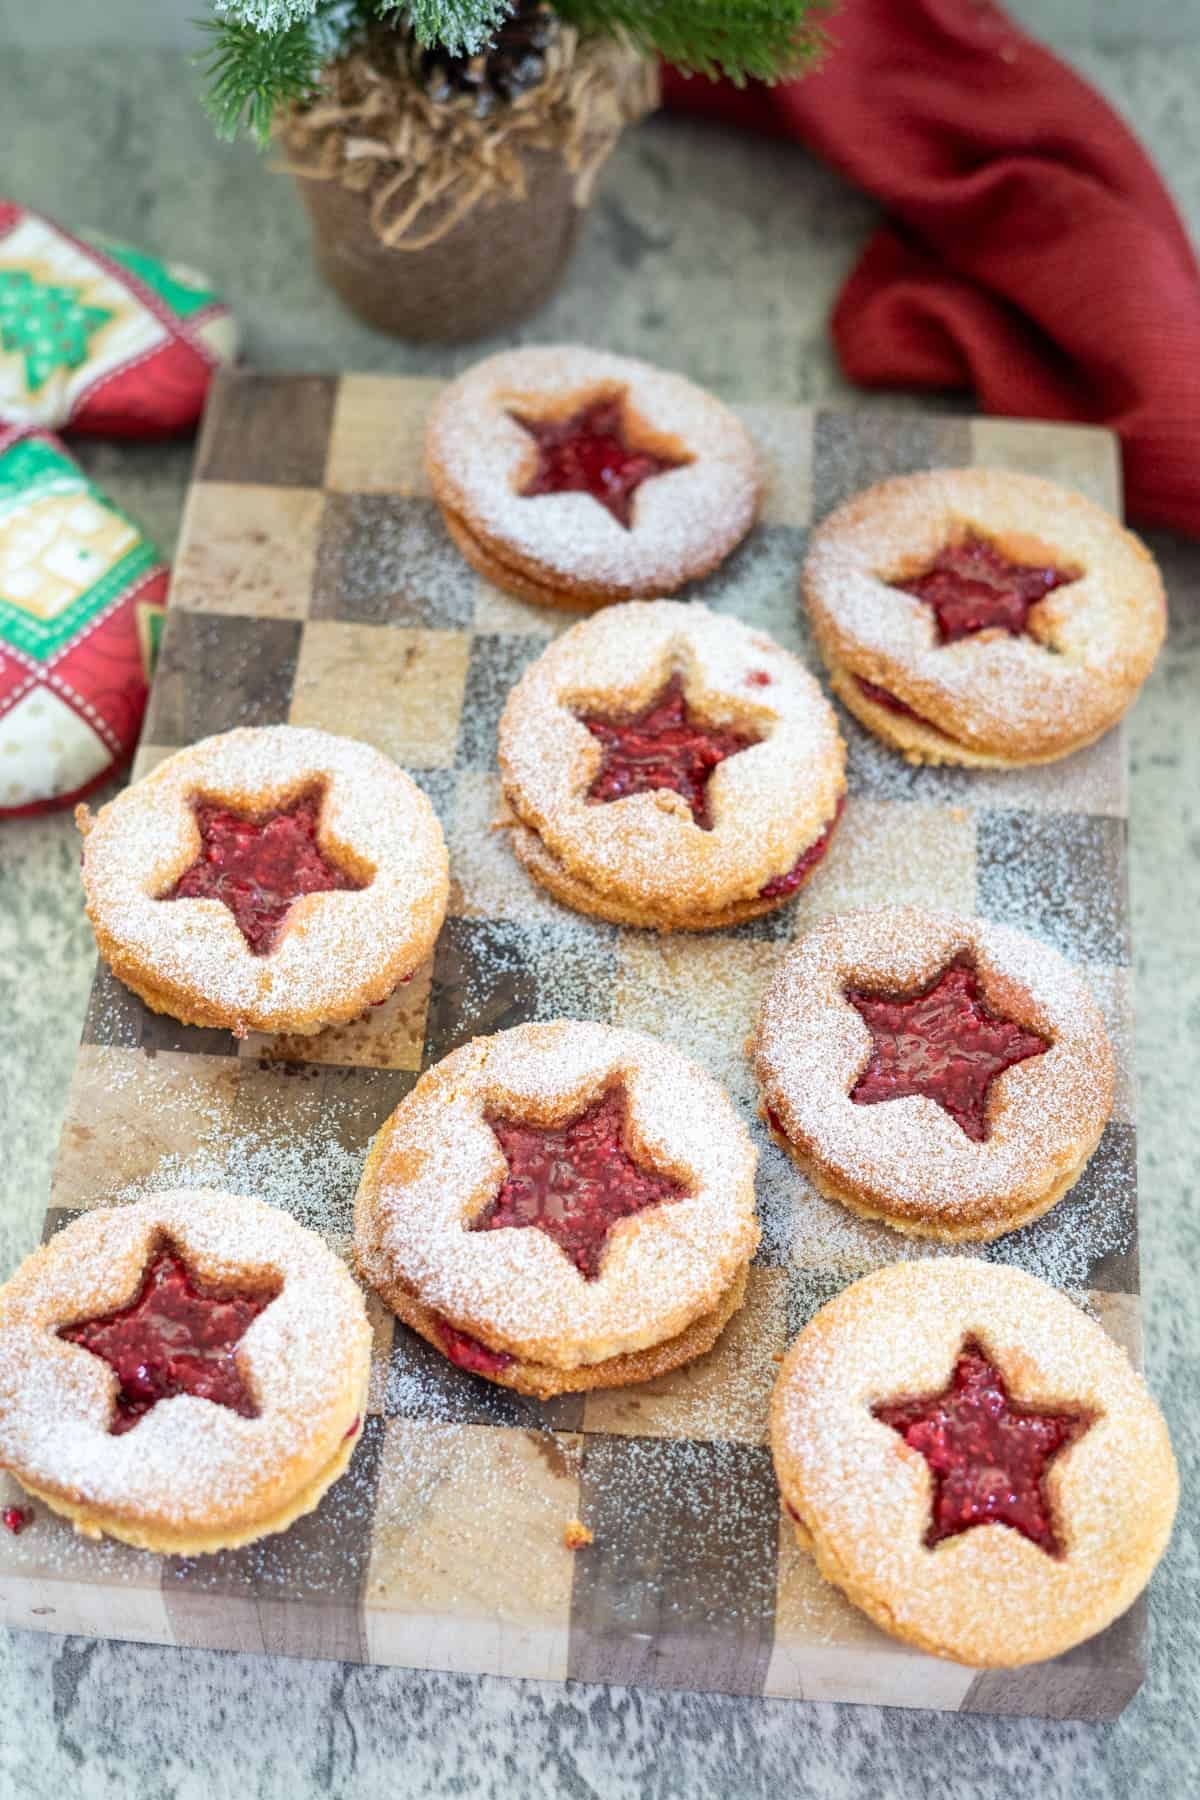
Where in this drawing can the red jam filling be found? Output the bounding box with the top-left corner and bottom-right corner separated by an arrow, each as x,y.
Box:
895,535 -> 1073,644
3,1506 -> 32,1535
759,794 -> 845,900
436,1320 -> 515,1376
846,958 -> 1049,1142
58,1248 -> 278,1435
746,669 -> 772,687
580,675 -> 760,830
873,1341 -> 1089,1553
161,788 -> 366,955
510,393 -> 688,528
476,1088 -> 686,1281
855,677 -> 928,723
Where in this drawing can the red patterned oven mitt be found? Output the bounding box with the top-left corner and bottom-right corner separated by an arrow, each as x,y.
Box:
0,204 -> 237,813
0,201 -> 236,437
0,426 -> 168,816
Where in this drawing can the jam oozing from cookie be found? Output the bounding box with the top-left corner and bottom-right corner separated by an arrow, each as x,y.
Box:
846,958 -> 1049,1141
854,678 -> 965,746
3,1506 -> 32,1535
161,788 -> 365,955
510,393 -> 689,528
855,677 -> 927,722
580,676 -> 760,829
759,795 -> 845,900
58,1247 -> 279,1435
873,1340 -> 1089,1553
895,535 -> 1073,644
477,1088 -> 686,1280
436,1319 -> 515,1376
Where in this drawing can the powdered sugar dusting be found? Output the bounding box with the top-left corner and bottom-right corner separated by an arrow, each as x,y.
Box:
839,705 -> 1129,817
109,1094 -> 368,1255
426,346 -> 761,594
694,524 -> 816,663
783,1144 -> 1133,1307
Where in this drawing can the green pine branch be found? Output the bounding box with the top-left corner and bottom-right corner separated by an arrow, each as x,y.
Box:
197,4 -> 507,146
555,0 -> 832,83
197,0 -> 833,148
196,18 -> 326,144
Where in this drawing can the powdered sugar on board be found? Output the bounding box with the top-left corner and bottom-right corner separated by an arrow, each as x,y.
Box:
5,384 -> 1144,1688
109,1098 -> 368,1254
839,706 -> 1129,818
783,1149 -> 1134,1311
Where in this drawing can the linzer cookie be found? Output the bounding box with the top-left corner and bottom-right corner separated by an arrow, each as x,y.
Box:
354,1020 -> 759,1399
497,600 -> 846,930
751,906 -> 1115,1242
425,345 -> 761,609
770,1260 -> 1178,1667
0,1192 -> 371,1553
803,469 -> 1165,766
77,724 -> 448,1037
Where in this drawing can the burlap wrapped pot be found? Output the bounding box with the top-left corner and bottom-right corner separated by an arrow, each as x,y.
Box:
281,29 -> 658,343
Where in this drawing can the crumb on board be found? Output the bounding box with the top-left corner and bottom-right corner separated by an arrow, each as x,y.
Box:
563,1518 -> 593,1550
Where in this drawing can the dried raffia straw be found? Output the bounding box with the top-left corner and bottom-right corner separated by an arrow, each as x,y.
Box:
278,28 -> 658,339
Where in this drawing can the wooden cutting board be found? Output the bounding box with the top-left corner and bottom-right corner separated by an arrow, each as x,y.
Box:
0,372 -> 1144,1717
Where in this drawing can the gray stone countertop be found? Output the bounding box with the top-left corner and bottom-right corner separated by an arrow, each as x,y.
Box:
2,31 -> 1199,1800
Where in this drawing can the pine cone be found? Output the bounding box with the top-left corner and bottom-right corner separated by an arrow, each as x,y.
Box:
410,3 -> 561,118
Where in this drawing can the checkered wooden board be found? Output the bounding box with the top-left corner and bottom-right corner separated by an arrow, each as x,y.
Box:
0,373 -> 1145,1717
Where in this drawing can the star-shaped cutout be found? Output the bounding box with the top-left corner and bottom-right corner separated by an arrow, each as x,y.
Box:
58,1246 -> 279,1435
846,958 -> 1048,1142
474,1087 -> 686,1280
873,1340 -> 1090,1553
580,675 -> 760,829
509,390 -> 690,528
894,535 -> 1076,644
159,788 -> 366,955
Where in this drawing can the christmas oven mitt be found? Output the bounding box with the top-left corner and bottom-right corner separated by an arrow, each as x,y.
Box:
0,202 -> 237,437
0,426 -> 167,815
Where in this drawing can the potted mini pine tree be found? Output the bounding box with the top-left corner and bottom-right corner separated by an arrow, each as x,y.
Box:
200,2 -> 831,342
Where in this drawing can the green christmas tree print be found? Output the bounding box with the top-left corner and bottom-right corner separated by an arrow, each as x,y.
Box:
0,268 -> 114,393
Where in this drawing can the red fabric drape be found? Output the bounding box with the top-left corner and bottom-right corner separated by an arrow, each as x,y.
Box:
663,0 -> 1200,535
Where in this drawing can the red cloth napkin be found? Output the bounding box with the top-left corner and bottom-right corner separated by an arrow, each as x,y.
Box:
663,0 -> 1200,536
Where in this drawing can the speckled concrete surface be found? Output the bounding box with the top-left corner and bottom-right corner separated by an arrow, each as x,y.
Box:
2,29 -> 1199,1800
